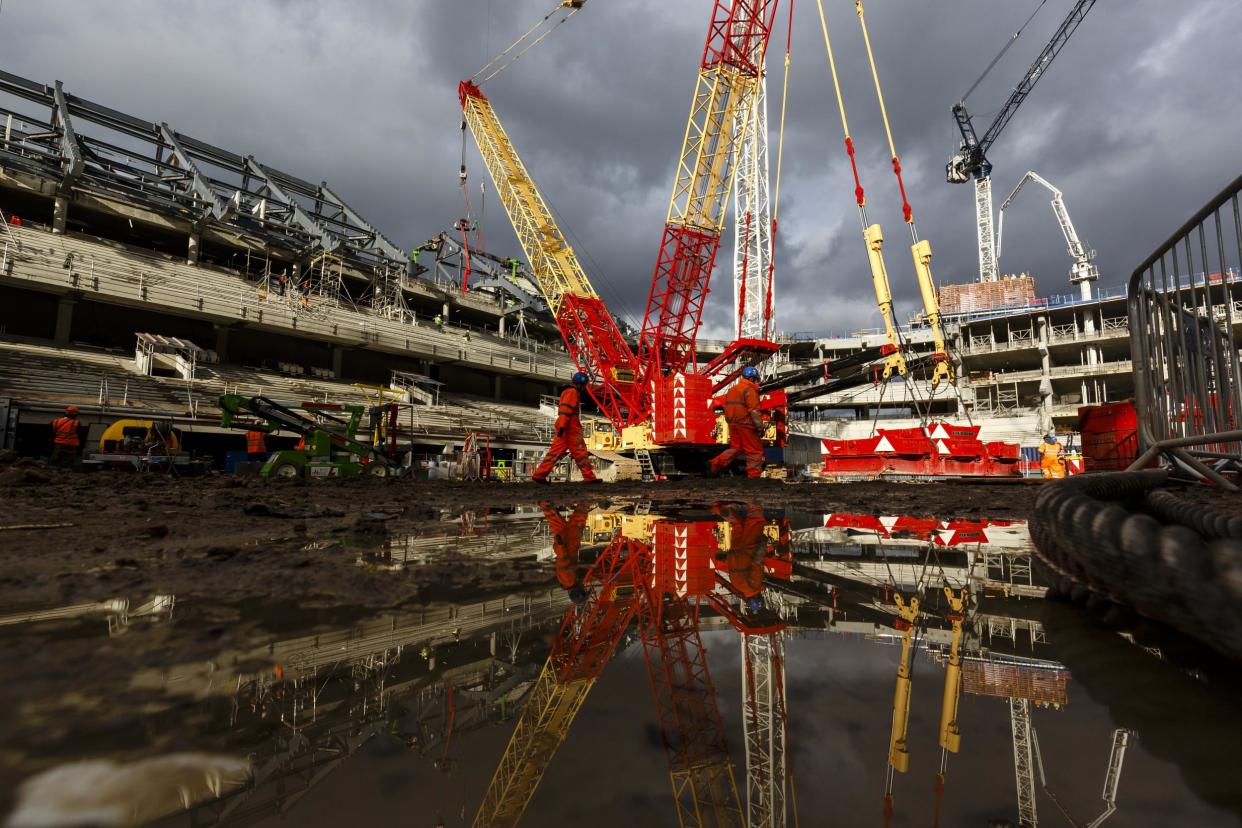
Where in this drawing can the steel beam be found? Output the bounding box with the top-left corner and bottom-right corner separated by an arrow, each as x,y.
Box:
243,156 -> 338,253
316,182 -> 405,263
50,81 -> 84,189
158,123 -> 234,224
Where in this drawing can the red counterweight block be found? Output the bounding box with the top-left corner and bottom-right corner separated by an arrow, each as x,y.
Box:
650,520 -> 721,599
653,372 -> 716,445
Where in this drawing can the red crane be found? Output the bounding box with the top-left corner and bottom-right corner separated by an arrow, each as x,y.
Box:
637,1 -> 784,382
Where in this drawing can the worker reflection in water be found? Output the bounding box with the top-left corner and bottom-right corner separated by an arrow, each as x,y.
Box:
533,371 -> 600,484
709,366 -> 765,479
1038,432 -> 1066,479
246,429 -> 268,462
49,404 -> 81,467
715,502 -> 768,614
541,502 -> 591,604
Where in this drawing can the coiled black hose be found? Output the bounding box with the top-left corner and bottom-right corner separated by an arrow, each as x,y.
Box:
1031,470 -> 1242,662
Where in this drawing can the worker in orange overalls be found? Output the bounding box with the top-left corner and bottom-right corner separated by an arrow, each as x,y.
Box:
1037,432 -> 1066,479
49,405 -> 81,467
709,366 -> 766,479
246,429 -> 268,462
533,371 -> 600,484
541,502 -> 592,604
715,502 -> 768,614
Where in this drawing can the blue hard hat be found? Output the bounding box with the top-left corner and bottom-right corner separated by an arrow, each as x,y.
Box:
572,371 -> 590,385
742,366 -> 760,380
568,585 -> 589,605
745,596 -> 764,614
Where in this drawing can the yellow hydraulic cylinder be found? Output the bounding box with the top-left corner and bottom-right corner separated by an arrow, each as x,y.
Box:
938,587 -> 967,754
864,223 -> 907,379
887,594 -> 919,774
911,239 -> 954,388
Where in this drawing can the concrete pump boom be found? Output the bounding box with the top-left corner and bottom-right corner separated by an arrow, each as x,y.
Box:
997,170 -> 1099,300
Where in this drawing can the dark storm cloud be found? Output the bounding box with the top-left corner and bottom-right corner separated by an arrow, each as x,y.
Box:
3,0 -> 1238,336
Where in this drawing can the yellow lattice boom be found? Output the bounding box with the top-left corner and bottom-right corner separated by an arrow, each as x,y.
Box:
472,657 -> 595,828
460,81 -> 597,316
668,66 -> 760,233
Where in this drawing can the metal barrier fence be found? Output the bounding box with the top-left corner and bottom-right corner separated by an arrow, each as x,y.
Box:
1127,172 -> 1242,489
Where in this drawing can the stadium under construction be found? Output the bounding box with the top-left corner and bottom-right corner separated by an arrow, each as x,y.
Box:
7,67 -> 1235,477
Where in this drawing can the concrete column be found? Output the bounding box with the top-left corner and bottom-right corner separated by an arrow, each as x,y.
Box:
441,301 -> 450,320
332,346 -> 345,378
493,374 -> 503,400
498,314 -> 506,338
53,296 -> 75,344
187,232 -> 201,265
213,324 -> 231,363
52,195 -> 69,234
1037,315 -> 1053,434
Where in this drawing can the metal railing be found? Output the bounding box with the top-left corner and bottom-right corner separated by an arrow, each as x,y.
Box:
1128,172 -> 1242,488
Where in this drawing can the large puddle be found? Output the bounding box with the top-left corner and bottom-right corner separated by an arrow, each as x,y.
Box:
2,503 -> 1239,827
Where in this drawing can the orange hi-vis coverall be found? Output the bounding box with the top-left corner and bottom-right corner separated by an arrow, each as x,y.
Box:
709,377 -> 765,478
51,416 -> 80,447
246,430 -> 267,458
534,385 -> 597,482
718,504 -> 768,599
542,503 -> 591,590
1037,439 -> 1066,479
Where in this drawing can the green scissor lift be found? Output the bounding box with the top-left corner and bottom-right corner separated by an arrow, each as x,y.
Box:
220,394 -> 395,478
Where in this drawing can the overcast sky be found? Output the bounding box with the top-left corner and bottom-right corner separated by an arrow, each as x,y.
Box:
2,0 -> 1239,338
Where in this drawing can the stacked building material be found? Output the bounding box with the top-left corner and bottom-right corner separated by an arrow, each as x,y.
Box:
939,274 -> 1038,315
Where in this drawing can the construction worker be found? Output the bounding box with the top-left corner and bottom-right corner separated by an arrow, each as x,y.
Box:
1037,432 -> 1066,479
709,366 -> 765,478
246,429 -> 268,462
434,313 -> 444,331
541,502 -> 592,604
49,405 -> 81,466
532,371 -> 600,484
714,502 -> 768,614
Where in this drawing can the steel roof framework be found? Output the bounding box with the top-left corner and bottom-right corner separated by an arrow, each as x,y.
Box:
0,70 -> 408,279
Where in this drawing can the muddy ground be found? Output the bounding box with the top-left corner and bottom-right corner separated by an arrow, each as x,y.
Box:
0,461 -> 1038,612
0,461 -> 1039,806
0,463 -> 1039,604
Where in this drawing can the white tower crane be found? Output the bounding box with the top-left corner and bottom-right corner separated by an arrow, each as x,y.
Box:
997,171 -> 1100,301
742,630 -> 789,828
733,70 -> 774,341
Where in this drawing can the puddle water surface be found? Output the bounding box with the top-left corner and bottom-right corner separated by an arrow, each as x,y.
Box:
1,502 -> 1238,827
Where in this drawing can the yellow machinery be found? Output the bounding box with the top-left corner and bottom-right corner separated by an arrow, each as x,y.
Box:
934,587 -> 969,825
883,591 -> 919,823
812,0 -> 958,387
89,419 -> 192,471
813,1 -> 906,381
97,419 -> 180,455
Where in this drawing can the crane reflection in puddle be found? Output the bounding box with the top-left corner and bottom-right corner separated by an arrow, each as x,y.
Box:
482,502 -> 1130,828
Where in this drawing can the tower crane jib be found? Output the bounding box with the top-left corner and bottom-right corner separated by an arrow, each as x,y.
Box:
946,0 -> 1098,283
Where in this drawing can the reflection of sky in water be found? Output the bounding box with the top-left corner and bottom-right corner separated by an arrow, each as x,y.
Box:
251,624 -> 1237,827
